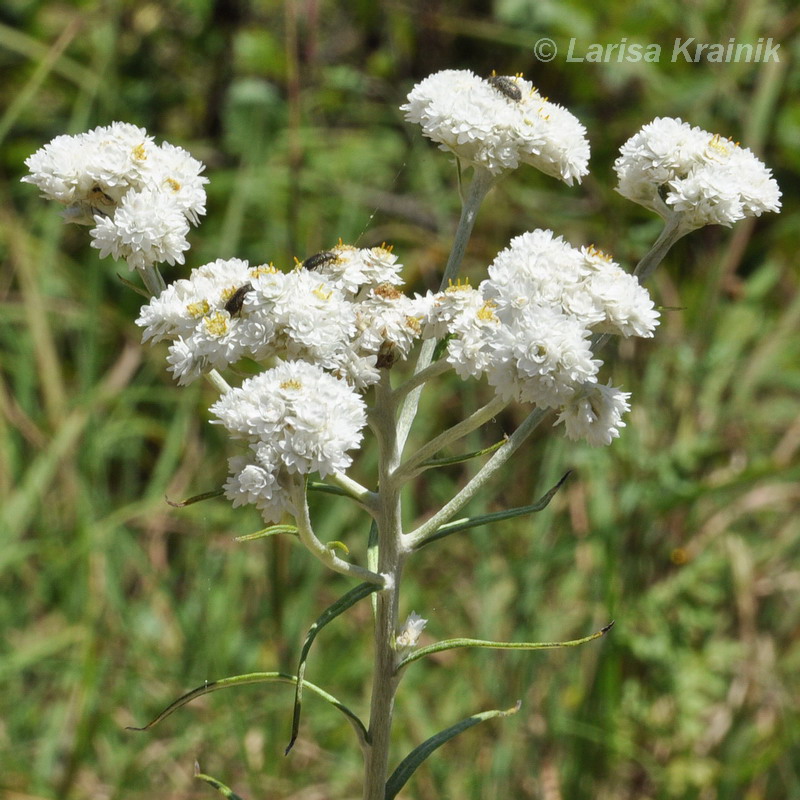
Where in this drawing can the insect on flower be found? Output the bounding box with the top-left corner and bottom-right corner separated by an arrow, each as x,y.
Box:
302,250 -> 337,271
224,282 -> 253,317
487,75 -> 522,102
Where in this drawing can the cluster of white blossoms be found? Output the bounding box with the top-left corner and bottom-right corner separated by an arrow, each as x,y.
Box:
614,117 -> 781,230
135,243 -> 426,387
135,229 -> 655,449
402,69 -> 590,184
22,122 -> 207,270
210,360 -> 368,523
420,230 -> 658,446
22,87 -> 782,520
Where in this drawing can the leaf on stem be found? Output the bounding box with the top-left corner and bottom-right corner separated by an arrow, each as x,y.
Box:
367,520 -> 379,617
384,702 -> 521,800
165,488 -> 225,508
126,671 -> 368,748
413,471 -> 572,549
286,581 -> 381,754
417,436 -> 507,471
397,621 -> 615,670
234,524 -> 299,542
194,764 -> 247,800
116,272 -> 151,298
306,480 -> 358,500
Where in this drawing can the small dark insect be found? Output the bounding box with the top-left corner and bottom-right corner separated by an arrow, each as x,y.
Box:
224,282 -> 253,317
375,343 -> 397,370
302,250 -> 337,271
487,75 -> 522,102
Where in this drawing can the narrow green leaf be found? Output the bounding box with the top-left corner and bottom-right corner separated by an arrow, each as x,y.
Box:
116,272 -> 150,298
165,488 -> 225,508
234,524 -> 299,542
413,471 -> 571,550
397,621 -> 614,670
306,480 -> 357,499
286,582 -> 381,754
384,702 -> 521,800
419,436 -> 507,470
194,765 -> 247,800
127,671 -> 368,747
367,520 -> 379,616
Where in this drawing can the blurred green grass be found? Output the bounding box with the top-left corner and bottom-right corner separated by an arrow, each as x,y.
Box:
1,1 -> 799,798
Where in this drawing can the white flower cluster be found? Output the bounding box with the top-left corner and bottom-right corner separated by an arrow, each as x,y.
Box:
136,243 -> 426,387
420,230 -> 657,446
22,122 -> 207,270
210,360 -> 368,522
614,117 -> 781,230
402,69 -> 590,184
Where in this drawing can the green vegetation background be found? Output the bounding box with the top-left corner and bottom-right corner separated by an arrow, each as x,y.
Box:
2,1 -> 798,798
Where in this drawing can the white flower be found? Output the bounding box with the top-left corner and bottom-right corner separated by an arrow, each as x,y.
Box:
402,69 -> 589,183
223,453 -> 294,524
146,141 -> 208,225
165,336 -> 207,386
614,117 -> 781,229
579,246 -> 659,338
488,303 -> 600,408
90,187 -> 191,270
443,295 -> 507,380
210,360 -> 367,479
137,261 -> 359,383
22,122 -> 154,210
555,381 -> 631,446
483,230 -> 659,338
266,269 -> 356,368
23,123 -> 208,269
352,284 -> 423,366
396,612 -> 428,650
300,243 -> 404,296
421,281 -> 482,340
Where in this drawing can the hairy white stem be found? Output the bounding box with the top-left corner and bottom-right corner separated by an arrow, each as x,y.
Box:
362,373 -> 409,800
289,477 -> 386,584
634,211 -> 688,283
396,166 -> 496,453
328,470 -> 380,513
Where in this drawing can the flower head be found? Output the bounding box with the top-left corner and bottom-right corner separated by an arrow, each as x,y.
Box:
23,122 -> 208,270
211,361 -> 367,522
555,381 -> 631,446
402,69 -> 590,183
614,117 -> 781,230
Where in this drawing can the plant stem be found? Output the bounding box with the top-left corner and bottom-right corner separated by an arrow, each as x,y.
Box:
290,476 -> 385,584
396,165 -> 496,453
394,394 -> 508,484
633,211 -> 688,284
363,373 -> 408,800
405,407 -> 549,548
